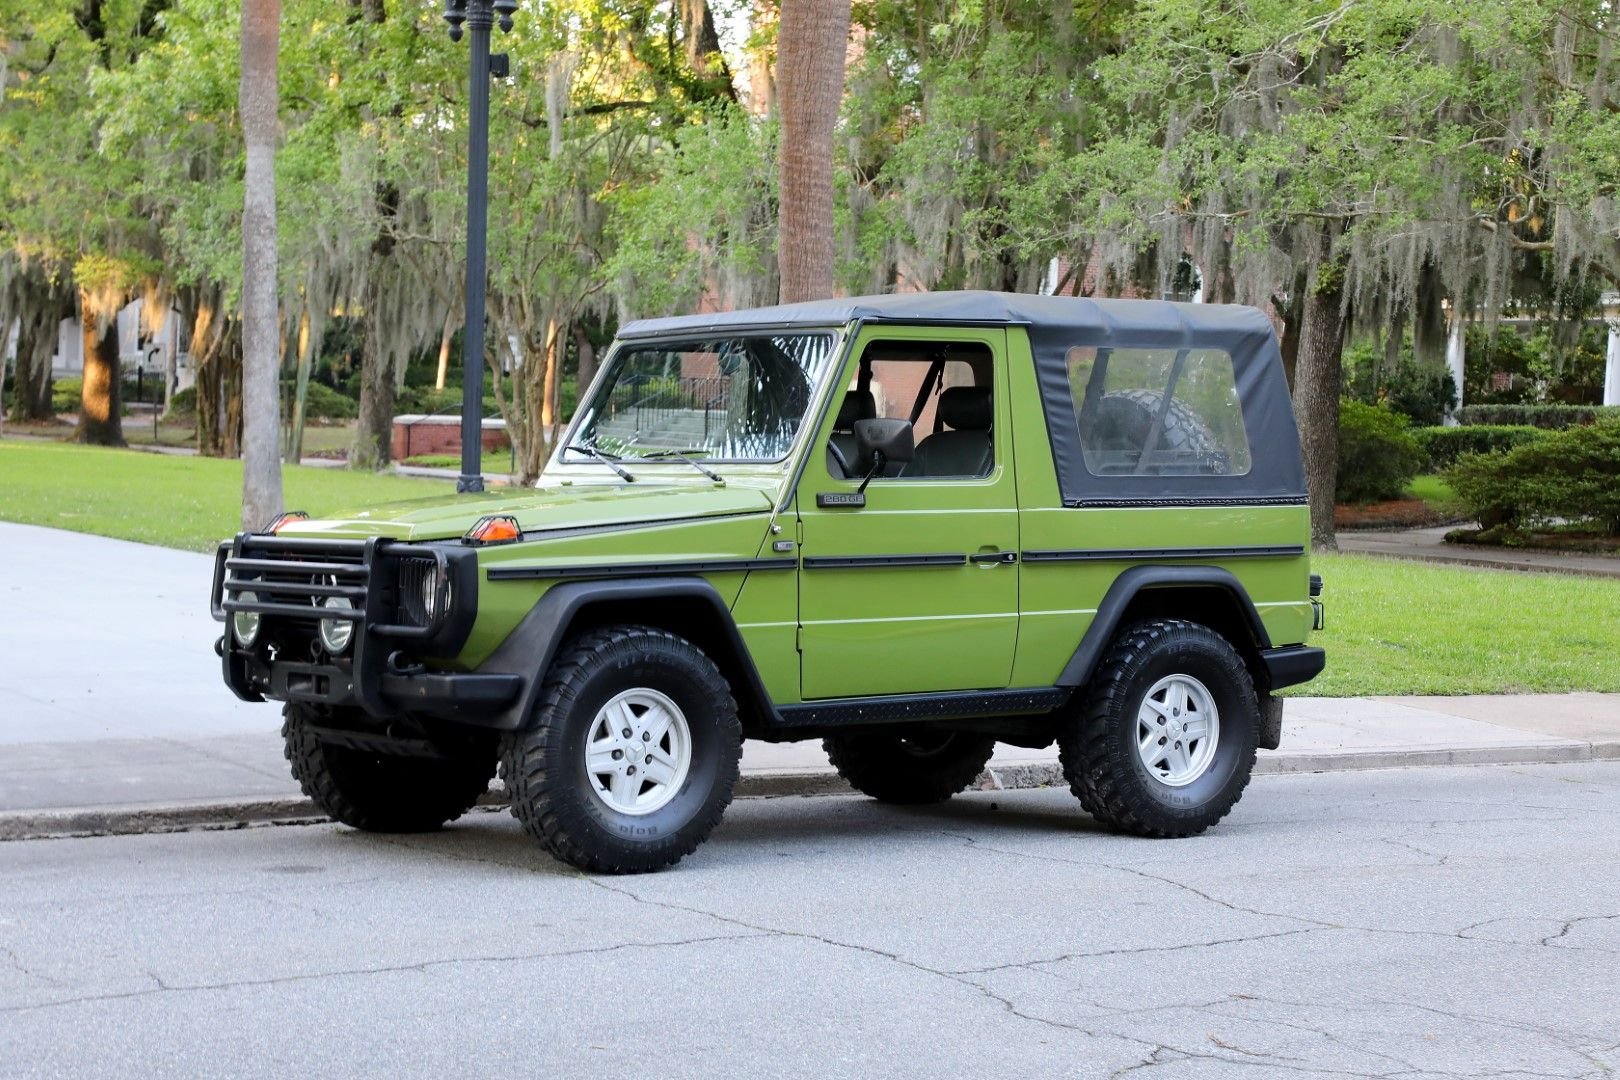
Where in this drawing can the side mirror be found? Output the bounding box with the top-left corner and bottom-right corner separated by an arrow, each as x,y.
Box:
852,418 -> 914,491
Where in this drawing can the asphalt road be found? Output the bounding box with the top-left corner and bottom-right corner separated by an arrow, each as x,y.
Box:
4,763 -> 1619,1079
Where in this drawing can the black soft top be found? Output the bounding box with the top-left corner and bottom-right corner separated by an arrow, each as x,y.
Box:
617,290 -> 1274,342
618,290 -> 1304,508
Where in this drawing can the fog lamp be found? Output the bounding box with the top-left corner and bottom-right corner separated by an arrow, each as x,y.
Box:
232,593 -> 261,647
319,596 -> 355,654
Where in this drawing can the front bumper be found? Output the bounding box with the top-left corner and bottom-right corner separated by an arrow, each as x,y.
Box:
210,533 -> 503,721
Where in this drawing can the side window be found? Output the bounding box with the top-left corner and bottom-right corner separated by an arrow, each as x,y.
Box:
826,341 -> 995,479
1066,346 -> 1251,477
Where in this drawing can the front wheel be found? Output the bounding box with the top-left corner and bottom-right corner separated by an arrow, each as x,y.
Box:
503,625 -> 742,874
282,704 -> 496,833
1058,619 -> 1258,837
824,731 -> 996,804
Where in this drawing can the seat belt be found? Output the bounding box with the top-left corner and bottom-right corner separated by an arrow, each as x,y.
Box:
907,358 -> 945,429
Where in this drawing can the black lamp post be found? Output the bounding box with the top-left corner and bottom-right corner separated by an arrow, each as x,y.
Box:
444,0 -> 517,494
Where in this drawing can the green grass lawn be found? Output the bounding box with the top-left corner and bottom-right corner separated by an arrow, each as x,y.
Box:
3,439 -> 1614,697
0,439 -> 452,551
402,451 -> 515,472
1299,552 -> 1620,696
1405,474 -> 1456,508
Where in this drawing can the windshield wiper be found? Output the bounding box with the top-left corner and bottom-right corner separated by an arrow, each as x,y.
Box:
639,449 -> 724,484
565,444 -> 636,482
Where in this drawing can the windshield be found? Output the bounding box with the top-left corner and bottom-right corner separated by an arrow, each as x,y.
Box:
565,333 -> 839,464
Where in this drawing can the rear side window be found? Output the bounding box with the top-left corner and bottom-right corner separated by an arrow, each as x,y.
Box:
1066,346 -> 1251,477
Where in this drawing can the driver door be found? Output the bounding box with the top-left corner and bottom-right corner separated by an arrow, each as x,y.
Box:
795,326 -> 1019,700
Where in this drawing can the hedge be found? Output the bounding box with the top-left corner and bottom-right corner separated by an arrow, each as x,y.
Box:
1337,400 -> 1425,504
1445,418 -> 1620,534
1454,404 -> 1619,429
1412,424 -> 1545,471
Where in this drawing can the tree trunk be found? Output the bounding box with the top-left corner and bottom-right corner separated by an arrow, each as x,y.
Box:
352,276 -> 394,471
747,3 -> 779,117
434,310 -> 454,392
240,0 -> 283,531
10,301 -> 62,422
572,323 -> 596,400
775,0 -> 851,304
287,306 -> 313,463
1293,249 -> 1348,552
76,291 -> 126,446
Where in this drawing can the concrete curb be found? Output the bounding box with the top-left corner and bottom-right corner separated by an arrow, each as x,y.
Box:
4,742 -> 1616,842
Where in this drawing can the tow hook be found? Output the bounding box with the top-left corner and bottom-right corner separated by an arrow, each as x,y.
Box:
386,650 -> 425,677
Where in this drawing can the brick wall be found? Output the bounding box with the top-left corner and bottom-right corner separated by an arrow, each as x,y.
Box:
390,416 -> 510,461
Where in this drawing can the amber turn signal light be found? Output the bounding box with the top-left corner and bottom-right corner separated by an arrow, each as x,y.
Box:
263,511 -> 310,534
464,514 -> 522,545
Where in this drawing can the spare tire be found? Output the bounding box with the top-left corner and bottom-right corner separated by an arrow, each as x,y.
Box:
1087,389 -> 1224,474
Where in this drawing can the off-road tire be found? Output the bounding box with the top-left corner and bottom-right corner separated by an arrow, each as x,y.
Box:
282,704 -> 495,833
824,731 -> 997,805
503,625 -> 742,874
1058,619 -> 1258,838
1091,389 -> 1221,470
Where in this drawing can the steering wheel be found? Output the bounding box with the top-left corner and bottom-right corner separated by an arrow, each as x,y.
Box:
827,440 -> 853,478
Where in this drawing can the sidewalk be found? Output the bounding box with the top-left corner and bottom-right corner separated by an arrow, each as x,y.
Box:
1338,524 -> 1620,578
4,521 -> 1619,838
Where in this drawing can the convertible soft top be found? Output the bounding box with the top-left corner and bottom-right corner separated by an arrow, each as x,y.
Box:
617,290 -> 1274,343
619,290 -> 1304,508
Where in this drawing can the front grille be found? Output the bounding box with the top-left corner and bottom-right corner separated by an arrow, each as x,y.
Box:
215,537 -> 370,626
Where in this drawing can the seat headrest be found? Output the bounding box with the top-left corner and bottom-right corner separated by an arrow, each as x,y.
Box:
836,390 -> 877,430
938,386 -> 992,431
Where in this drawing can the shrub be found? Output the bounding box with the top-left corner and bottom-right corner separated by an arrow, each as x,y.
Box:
296,381 -> 358,420
1446,418 -> 1620,534
1341,343 -> 1458,425
1336,400 -> 1425,504
1412,425 -> 1545,471
50,377 -> 82,414
168,387 -> 197,416
1454,404 -> 1618,429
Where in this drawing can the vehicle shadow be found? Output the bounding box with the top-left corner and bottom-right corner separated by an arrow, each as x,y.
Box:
324,788 -> 1110,877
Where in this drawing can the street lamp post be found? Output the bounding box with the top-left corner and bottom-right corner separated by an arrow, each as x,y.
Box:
443,0 -> 517,494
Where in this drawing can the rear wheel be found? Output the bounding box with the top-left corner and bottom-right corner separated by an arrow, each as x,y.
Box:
503,625 -> 742,874
282,704 -> 495,833
824,731 -> 996,805
1058,619 -> 1258,837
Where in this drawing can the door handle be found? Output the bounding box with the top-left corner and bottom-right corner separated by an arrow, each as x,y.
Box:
969,551 -> 1018,565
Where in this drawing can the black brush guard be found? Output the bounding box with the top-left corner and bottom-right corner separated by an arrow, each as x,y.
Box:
210,533 -> 516,720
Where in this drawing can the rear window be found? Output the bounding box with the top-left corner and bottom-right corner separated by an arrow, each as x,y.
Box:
1065,346 -> 1251,477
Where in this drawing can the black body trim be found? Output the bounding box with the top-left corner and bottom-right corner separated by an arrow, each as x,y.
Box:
1062,496 -> 1309,509
511,509 -> 770,545
777,686 -> 1071,728
470,577 -> 781,733
1023,545 -> 1304,563
1056,565 -> 1272,688
1259,645 -> 1326,691
801,553 -> 965,570
486,557 -> 793,582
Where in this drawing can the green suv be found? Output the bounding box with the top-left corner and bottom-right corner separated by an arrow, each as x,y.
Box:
212,291 -> 1325,873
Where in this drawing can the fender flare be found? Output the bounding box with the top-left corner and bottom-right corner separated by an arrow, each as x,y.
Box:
1056,565 -> 1272,689
473,577 -> 778,732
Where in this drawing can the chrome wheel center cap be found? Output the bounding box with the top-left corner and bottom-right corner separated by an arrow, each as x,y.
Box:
629,741 -> 646,759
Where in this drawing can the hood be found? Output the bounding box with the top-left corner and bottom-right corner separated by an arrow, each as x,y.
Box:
278,481 -> 776,543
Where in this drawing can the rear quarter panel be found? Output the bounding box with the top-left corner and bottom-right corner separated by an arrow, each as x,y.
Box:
1005,328 -> 1314,687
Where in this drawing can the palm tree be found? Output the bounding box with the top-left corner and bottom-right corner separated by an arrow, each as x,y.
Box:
776,0 -> 852,304
240,0 -> 284,530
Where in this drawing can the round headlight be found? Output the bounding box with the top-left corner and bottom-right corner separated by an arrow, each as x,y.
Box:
319,595 -> 355,654
232,593 -> 261,647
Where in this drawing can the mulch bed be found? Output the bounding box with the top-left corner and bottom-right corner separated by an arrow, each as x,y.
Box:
1445,526 -> 1620,554
1335,499 -> 1454,530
